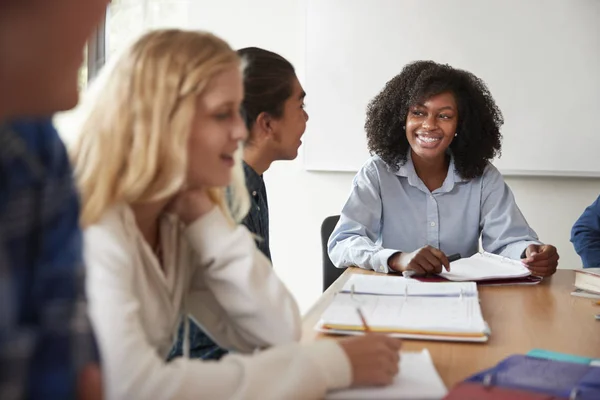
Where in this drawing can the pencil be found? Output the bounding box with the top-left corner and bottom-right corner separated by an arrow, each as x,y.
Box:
356,307 -> 371,333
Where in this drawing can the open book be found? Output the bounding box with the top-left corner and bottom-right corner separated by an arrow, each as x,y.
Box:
439,252 -> 533,282
317,275 -> 489,342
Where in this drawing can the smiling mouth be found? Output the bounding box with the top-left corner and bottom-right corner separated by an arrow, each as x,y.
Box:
416,133 -> 442,143
220,154 -> 234,166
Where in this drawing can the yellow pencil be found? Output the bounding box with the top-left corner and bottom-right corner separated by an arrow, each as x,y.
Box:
594,300 -> 600,306
355,307 -> 371,333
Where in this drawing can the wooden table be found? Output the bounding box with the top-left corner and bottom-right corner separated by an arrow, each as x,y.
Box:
302,268 -> 600,388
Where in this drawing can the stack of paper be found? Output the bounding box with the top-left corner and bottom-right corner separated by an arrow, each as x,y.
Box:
440,252 -> 531,282
340,274 -> 478,296
326,349 -> 447,400
317,275 -> 489,342
571,288 -> 600,299
574,268 -> 600,296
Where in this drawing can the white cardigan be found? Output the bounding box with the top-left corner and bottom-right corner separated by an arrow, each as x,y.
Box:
85,205 -> 351,400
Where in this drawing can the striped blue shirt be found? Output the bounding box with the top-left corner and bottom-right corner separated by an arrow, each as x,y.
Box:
328,153 -> 540,273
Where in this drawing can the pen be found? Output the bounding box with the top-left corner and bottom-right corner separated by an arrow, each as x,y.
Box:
402,253 -> 461,278
448,253 -> 461,263
355,307 -> 371,332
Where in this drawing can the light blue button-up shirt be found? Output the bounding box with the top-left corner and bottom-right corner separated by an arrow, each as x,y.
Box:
328,154 -> 540,273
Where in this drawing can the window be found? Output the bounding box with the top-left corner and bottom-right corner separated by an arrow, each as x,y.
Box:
77,0 -> 189,92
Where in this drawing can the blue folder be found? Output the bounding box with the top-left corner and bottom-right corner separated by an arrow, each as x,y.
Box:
526,349 -> 600,365
465,355 -> 600,400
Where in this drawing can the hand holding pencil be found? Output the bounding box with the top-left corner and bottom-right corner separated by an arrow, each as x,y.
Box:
337,307 -> 402,387
356,307 -> 371,332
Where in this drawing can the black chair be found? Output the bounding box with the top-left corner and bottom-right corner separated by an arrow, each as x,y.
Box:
321,215 -> 346,292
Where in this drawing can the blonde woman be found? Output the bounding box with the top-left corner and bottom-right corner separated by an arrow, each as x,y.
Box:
71,29 -> 401,399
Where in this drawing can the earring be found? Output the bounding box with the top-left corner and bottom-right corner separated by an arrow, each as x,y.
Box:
403,126 -> 406,130
454,132 -> 458,137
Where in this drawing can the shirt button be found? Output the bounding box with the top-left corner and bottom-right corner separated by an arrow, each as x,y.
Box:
379,266 -> 386,272
257,207 -> 261,211
252,191 -> 257,196
430,221 -> 436,227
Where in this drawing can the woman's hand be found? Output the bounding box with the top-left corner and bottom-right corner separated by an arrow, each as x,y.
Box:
338,334 -> 402,387
387,246 -> 450,275
169,189 -> 215,225
522,244 -> 559,277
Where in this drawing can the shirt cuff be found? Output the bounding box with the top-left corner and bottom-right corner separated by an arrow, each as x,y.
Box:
373,248 -> 400,274
502,241 -> 541,260
304,340 -> 352,391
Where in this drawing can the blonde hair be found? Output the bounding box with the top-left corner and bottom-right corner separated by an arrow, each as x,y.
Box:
70,29 -> 249,227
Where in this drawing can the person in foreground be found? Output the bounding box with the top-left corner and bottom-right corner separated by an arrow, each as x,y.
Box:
571,195 -> 600,268
72,29 -> 401,399
0,0 -> 107,399
169,46 -> 309,361
328,60 -> 559,277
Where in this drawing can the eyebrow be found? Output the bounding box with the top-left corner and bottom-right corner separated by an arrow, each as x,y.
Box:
207,100 -> 236,111
414,103 -> 455,111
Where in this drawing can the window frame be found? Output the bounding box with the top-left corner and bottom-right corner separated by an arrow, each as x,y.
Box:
87,10 -> 108,82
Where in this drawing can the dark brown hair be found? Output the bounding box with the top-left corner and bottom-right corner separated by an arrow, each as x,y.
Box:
237,47 -> 296,137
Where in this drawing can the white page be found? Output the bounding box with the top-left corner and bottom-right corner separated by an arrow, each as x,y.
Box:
326,349 -> 447,400
440,252 -> 530,281
341,274 -> 478,296
321,293 -> 487,334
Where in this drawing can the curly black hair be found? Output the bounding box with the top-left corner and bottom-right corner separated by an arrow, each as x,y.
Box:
365,60 -> 503,180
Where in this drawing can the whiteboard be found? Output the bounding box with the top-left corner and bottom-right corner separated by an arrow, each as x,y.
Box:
303,0 -> 600,176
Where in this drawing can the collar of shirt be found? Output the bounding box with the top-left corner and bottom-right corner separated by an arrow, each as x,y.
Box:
392,151 -> 469,194
243,161 -> 264,195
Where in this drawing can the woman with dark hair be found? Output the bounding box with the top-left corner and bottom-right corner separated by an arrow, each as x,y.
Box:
238,46 -> 309,260
328,60 -> 559,277
170,47 -> 309,361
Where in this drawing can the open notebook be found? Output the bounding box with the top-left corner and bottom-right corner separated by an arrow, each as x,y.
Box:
326,349 -> 447,400
439,252 -> 532,282
317,275 -> 489,342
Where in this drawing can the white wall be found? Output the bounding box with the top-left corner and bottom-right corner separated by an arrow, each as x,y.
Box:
53,0 -> 569,314
185,0 -> 600,314
303,0 -> 600,176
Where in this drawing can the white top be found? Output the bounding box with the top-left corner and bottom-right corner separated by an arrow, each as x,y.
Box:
86,205 -> 351,400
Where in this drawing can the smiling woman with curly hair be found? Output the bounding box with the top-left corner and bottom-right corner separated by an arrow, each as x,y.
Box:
328,61 -> 559,277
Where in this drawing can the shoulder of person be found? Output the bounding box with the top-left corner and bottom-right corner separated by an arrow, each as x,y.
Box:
85,204 -> 133,244
481,162 -> 503,180
357,155 -> 388,179
83,204 -> 138,274
8,117 -> 67,168
478,162 -> 508,193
